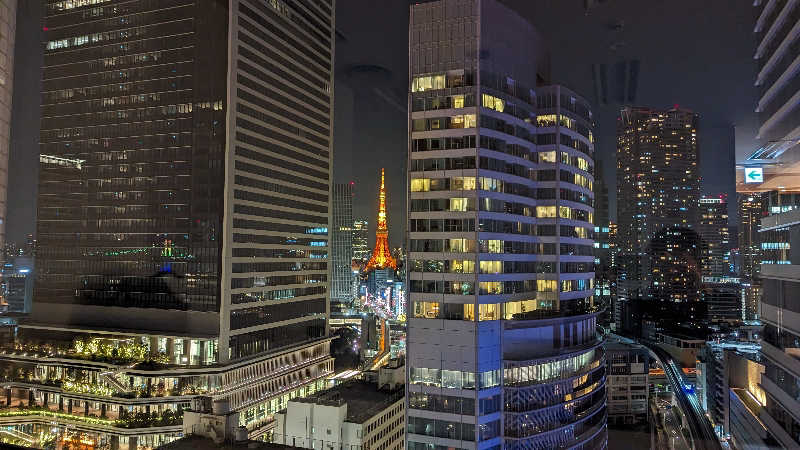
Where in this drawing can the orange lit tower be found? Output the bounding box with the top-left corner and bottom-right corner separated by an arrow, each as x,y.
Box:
365,168 -> 397,272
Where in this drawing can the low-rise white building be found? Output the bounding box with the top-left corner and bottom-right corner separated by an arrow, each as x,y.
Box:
605,337 -> 650,425
274,361 -> 404,450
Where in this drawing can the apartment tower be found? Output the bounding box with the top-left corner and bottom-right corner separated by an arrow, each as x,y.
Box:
615,106 -> 700,303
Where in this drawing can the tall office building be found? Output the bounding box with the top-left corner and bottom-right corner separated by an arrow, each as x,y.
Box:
698,195 -> 730,278
698,195 -> 739,323
352,219 -> 369,262
0,0 -> 15,251
616,106 -> 700,303
332,183 -> 354,303
0,1 -> 335,447
738,194 -> 763,320
407,1 -> 606,449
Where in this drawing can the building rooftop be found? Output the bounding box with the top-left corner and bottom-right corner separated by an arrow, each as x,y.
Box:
159,435 -> 302,450
604,340 -> 647,352
291,379 -> 403,424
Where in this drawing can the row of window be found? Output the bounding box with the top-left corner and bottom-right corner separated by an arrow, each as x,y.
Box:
409,239 -> 595,256
407,416 -> 500,442
407,392 -> 501,416
411,114 -> 477,131
413,298 -> 597,321
231,286 -> 327,304
539,150 -> 592,173
228,318 -> 326,360
410,176 -> 513,193
479,115 -> 535,144
411,93 -> 475,112
231,261 -> 327,274
235,174 -> 328,203
409,260 -> 592,275
410,155 -> 476,171
410,367 -> 501,390
230,298 -> 326,330
231,274 -> 326,289
410,72 -> 470,92
232,233 -> 327,247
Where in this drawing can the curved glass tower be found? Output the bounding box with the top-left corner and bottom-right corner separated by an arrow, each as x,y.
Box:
406,1 -> 606,449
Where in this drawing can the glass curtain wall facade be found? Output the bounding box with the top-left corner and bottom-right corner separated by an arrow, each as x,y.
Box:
406,1 -> 606,449
36,0 -> 333,363
332,183 -> 354,303
0,0 -> 336,446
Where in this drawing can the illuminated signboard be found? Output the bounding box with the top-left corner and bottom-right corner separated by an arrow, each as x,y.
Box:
744,167 -> 763,183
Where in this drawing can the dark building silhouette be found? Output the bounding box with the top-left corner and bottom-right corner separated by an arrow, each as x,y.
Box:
648,227 -> 704,322
616,106 -> 700,305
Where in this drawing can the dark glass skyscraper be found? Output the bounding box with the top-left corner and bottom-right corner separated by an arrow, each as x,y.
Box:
406,1 -> 606,449
36,0 -> 333,363
0,0 -> 335,446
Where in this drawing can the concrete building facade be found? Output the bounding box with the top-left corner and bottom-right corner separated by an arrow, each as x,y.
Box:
605,339 -> 648,426
275,362 -> 405,450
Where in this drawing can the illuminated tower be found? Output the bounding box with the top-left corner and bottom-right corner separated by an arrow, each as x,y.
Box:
365,168 -> 397,272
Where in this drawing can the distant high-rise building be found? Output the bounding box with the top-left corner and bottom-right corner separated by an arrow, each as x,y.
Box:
698,195 -> 730,278
352,219 -> 369,262
701,276 -> 742,324
0,0 -> 15,251
0,0 -> 336,444
737,193 -> 763,320
616,106 -> 700,303
594,162 -> 614,328
648,227 -> 703,321
698,195 -> 738,323
407,1 -> 606,448
332,183 -> 354,303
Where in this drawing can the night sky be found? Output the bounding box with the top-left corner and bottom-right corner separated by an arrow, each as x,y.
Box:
6,1 -> 758,248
